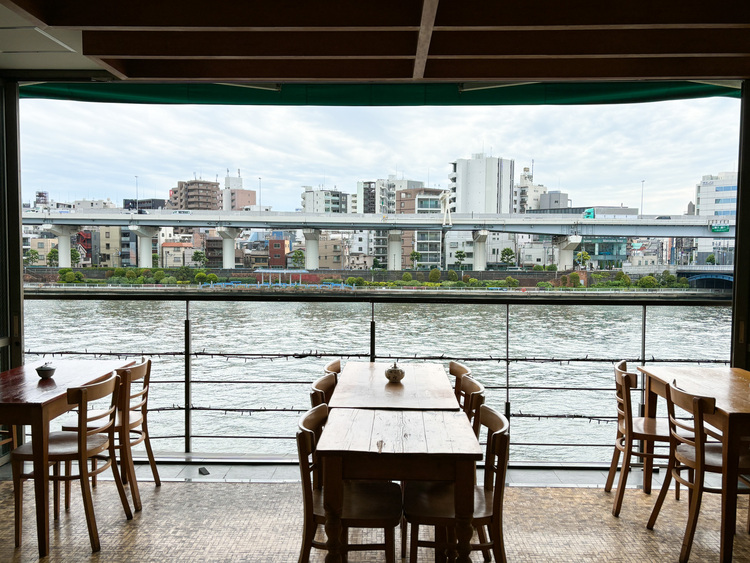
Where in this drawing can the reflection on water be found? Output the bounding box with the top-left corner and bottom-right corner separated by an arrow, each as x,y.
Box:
24,300 -> 731,463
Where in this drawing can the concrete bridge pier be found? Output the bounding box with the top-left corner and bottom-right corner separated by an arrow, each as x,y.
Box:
554,235 -> 582,270
388,230 -> 403,271
47,225 -> 80,267
131,226 -> 160,268
472,230 -> 489,271
217,227 -> 241,269
303,229 -> 320,270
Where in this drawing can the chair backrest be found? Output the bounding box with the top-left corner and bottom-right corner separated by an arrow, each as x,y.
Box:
458,376 -> 485,436
449,361 -> 472,401
115,357 -> 153,431
613,360 -> 638,434
297,404 -> 329,500
666,382 -> 717,471
324,359 -> 341,377
310,372 -> 337,407
67,373 -> 120,449
479,405 -> 510,513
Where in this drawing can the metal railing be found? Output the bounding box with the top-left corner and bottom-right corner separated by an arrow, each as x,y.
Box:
23,288 -> 731,465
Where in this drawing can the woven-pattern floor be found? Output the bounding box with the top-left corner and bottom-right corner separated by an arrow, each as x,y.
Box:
1,480 -> 750,562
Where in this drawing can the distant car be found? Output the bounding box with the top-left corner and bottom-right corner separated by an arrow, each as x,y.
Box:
137,209 -> 149,214
655,215 -> 671,220
172,210 -> 192,215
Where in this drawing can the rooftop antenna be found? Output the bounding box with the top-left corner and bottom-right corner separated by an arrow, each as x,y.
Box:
238,168 -> 241,177
531,159 -> 534,180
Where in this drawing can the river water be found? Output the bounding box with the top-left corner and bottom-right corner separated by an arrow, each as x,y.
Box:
23,299 -> 732,464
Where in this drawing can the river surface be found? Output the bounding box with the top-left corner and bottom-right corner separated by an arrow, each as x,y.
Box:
23,300 -> 731,463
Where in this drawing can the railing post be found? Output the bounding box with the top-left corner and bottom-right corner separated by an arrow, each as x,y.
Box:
370,301 -> 376,362
505,303 -> 511,422
185,300 -> 192,453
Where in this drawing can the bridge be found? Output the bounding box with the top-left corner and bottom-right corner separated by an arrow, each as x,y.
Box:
23,209 -> 734,271
623,264 -> 735,289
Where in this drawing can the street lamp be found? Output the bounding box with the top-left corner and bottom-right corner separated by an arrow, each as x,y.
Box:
135,175 -> 139,211
640,180 -> 645,218
258,177 -> 262,211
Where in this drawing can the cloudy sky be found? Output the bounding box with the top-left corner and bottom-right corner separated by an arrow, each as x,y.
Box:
18,94 -> 741,215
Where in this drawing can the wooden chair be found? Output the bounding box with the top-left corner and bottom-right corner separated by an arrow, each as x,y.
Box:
449,361 -> 472,401
604,360 -> 675,516
64,357 -> 161,512
458,375 -> 485,437
404,404 -> 510,563
647,382 -> 750,563
1,425 -> 17,451
310,372 -> 337,407
297,404 -> 403,563
11,373 -> 133,552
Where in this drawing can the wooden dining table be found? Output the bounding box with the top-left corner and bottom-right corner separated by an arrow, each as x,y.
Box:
0,358 -> 133,557
317,361 -> 482,563
638,365 -> 750,563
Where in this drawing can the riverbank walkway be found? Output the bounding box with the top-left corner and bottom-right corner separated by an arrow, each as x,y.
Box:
2,459 -> 747,561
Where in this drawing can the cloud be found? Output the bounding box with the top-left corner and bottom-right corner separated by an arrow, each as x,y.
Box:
19,96 -> 740,214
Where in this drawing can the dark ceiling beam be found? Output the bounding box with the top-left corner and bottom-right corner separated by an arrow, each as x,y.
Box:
83,31 -> 419,58
424,57 -> 750,81
412,0 -> 439,79
36,0 -> 424,29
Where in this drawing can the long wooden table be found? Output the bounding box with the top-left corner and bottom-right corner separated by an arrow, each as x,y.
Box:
638,365 -> 750,563
0,358 -> 133,557
318,361 -> 481,563
329,361 -> 460,411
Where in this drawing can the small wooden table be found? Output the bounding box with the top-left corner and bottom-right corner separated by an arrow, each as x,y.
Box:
329,361 -> 459,411
0,358 -> 133,557
317,408 -> 482,563
638,365 -> 750,563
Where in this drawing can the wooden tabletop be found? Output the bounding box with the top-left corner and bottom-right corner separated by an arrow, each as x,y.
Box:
638,365 -> 750,418
328,361 -> 459,411
317,408 -> 483,459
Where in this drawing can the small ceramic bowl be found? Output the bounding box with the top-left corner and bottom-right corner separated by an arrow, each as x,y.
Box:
36,365 -> 56,379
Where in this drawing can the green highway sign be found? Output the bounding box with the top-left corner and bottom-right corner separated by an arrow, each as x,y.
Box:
711,225 -> 730,233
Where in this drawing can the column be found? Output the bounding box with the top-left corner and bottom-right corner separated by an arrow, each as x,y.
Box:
130,226 -> 159,269
472,230 -> 489,272
217,227 -> 240,269
47,225 -> 80,268
555,235 -> 583,271
388,230 -> 402,271
303,229 -> 320,270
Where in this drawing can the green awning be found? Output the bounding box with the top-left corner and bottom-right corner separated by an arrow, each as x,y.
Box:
19,81 -> 740,106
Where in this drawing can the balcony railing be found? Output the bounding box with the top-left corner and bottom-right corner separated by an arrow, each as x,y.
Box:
22,288 -> 731,466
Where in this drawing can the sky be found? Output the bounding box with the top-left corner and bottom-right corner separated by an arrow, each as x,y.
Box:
18,94 -> 741,215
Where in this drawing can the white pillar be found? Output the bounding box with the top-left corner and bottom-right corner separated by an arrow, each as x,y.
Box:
47,225 -> 80,268
472,230 -> 489,272
388,230 -> 403,271
217,227 -> 241,269
555,235 -> 582,270
130,226 -> 159,269
303,229 -> 320,270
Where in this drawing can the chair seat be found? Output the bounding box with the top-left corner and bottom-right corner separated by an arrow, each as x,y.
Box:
404,481 -> 492,524
13,431 -> 109,460
676,442 -> 750,473
627,416 -> 670,440
313,481 -> 403,527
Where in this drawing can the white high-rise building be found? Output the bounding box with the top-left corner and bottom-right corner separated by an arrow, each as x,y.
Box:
695,171 -> 737,264
300,186 -> 350,213
514,166 -> 547,213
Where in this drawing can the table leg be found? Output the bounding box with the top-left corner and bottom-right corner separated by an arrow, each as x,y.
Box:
642,374 -> 659,494
454,460 -> 474,563
720,426 -> 740,563
30,408 -> 50,557
323,457 -> 344,563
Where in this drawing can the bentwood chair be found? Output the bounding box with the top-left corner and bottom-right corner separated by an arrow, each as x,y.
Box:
323,358 -> 341,379
64,358 -> 161,512
448,361 -> 472,401
604,360 -> 675,516
310,373 -> 337,407
647,382 -> 750,562
458,375 -> 485,437
0,425 -> 17,451
12,373 -> 133,552
297,404 -> 403,563
404,404 -> 510,563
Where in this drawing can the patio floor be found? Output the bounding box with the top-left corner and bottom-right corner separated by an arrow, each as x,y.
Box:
1,464 -> 750,562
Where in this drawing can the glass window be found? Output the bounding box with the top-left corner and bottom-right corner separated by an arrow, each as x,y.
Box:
37,242 -> 44,249
105,232 -> 110,238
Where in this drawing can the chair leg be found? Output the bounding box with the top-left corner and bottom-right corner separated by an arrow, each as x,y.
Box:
78,465 -> 101,552
409,523 -> 420,563
109,441 -> 134,521
489,519 -> 507,563
477,525 -> 492,562
612,446 -> 632,517
604,435 -> 622,492
65,460 -> 72,511
647,461 -> 675,529
384,526 -> 396,563
52,463 -> 60,520
12,457 -> 23,547
297,516 -> 315,563
142,424 -> 162,486
680,473 -> 704,563
401,515 -> 407,559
